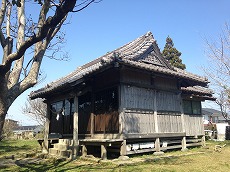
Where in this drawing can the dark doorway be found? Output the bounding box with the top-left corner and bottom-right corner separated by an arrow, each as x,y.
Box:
49,99 -> 74,136
94,87 -> 119,133
78,92 -> 92,134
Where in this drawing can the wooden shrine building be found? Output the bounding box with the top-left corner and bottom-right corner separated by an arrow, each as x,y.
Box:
30,32 -> 215,159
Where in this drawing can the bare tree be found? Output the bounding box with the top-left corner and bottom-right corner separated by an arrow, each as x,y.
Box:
0,0 -> 98,138
2,119 -> 19,140
203,23 -> 230,122
22,98 -> 47,126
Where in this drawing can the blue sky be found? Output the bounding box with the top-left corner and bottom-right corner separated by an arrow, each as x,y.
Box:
6,0 -> 230,125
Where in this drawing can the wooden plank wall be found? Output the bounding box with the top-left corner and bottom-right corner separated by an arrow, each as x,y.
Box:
121,110 -> 183,134
119,70 -> 204,137
184,114 -> 204,136
157,113 -> 183,133
120,85 -> 184,135
120,68 -> 150,85
156,91 -> 181,112
122,109 -> 155,134
121,85 -> 180,112
154,76 -> 178,90
120,85 -> 155,110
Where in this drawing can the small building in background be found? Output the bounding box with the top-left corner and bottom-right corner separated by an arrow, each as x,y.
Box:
202,108 -> 229,141
13,125 -> 43,139
202,108 -> 226,124
3,119 -> 19,139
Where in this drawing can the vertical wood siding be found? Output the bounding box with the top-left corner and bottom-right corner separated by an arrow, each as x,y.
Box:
121,85 -> 155,110
184,114 -> 204,136
122,110 -> 184,134
157,113 -> 183,133
120,68 -> 151,85
94,111 -> 119,133
154,77 -> 178,90
156,91 -> 181,112
122,110 -> 155,134
121,85 -> 180,112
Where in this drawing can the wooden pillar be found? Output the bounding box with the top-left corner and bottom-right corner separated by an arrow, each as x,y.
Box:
120,140 -> 127,156
155,138 -> 161,152
181,136 -> 187,151
101,144 -> 107,160
82,144 -> 87,157
179,94 -> 187,151
118,85 -> 125,136
119,111 -> 124,134
72,95 -> 79,159
153,91 -> 164,155
90,113 -> 94,137
201,135 -> 206,147
43,101 -> 50,153
179,95 -> 186,133
90,93 -> 95,137
154,90 -> 158,133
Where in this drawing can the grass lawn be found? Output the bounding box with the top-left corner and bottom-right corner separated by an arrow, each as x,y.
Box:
0,139 -> 230,172
0,139 -> 40,158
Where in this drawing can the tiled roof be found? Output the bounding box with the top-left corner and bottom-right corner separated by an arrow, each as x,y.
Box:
181,86 -> 213,95
181,86 -> 215,100
30,32 -> 210,99
119,59 -> 207,83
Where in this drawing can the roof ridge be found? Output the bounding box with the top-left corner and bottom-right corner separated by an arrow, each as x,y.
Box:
174,67 -> 208,83
45,32 -> 155,87
30,32 -> 212,99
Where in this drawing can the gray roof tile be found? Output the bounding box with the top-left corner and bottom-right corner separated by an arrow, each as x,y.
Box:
30,32 -> 211,99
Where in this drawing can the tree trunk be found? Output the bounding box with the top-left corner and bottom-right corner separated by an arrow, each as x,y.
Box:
0,100 -> 8,140
0,0 -> 91,140
0,73 -> 9,140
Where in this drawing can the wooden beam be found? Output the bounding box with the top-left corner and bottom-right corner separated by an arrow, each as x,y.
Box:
126,148 -> 155,155
155,138 -> 161,152
120,140 -> 127,156
201,135 -> 206,147
118,85 -> 123,135
90,93 -> 95,136
179,94 -> 186,133
90,113 -> 94,136
43,101 -> 50,153
72,95 -> 79,159
101,144 -> 107,160
123,132 -> 186,139
82,145 -> 87,157
119,111 -> 124,134
181,136 -> 187,151
154,90 -> 158,133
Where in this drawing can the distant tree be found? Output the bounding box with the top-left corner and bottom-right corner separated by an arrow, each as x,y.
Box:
215,91 -> 230,124
2,119 -> 19,140
0,0 -> 99,139
162,36 -> 186,70
22,98 -> 47,127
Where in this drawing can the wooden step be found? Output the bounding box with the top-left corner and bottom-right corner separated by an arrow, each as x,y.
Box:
49,148 -> 59,155
53,143 -> 69,151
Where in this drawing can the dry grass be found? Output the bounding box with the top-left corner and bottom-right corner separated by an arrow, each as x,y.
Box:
0,140 -> 230,172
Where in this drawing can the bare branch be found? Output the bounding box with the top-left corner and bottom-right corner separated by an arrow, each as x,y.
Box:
8,0 -> 26,89
22,98 -> 47,126
203,22 -> 230,123
6,3 -> 12,37
0,0 -> 7,47
72,0 -> 95,12
0,0 -> 77,74
0,0 -> 99,138
0,0 -> 6,26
